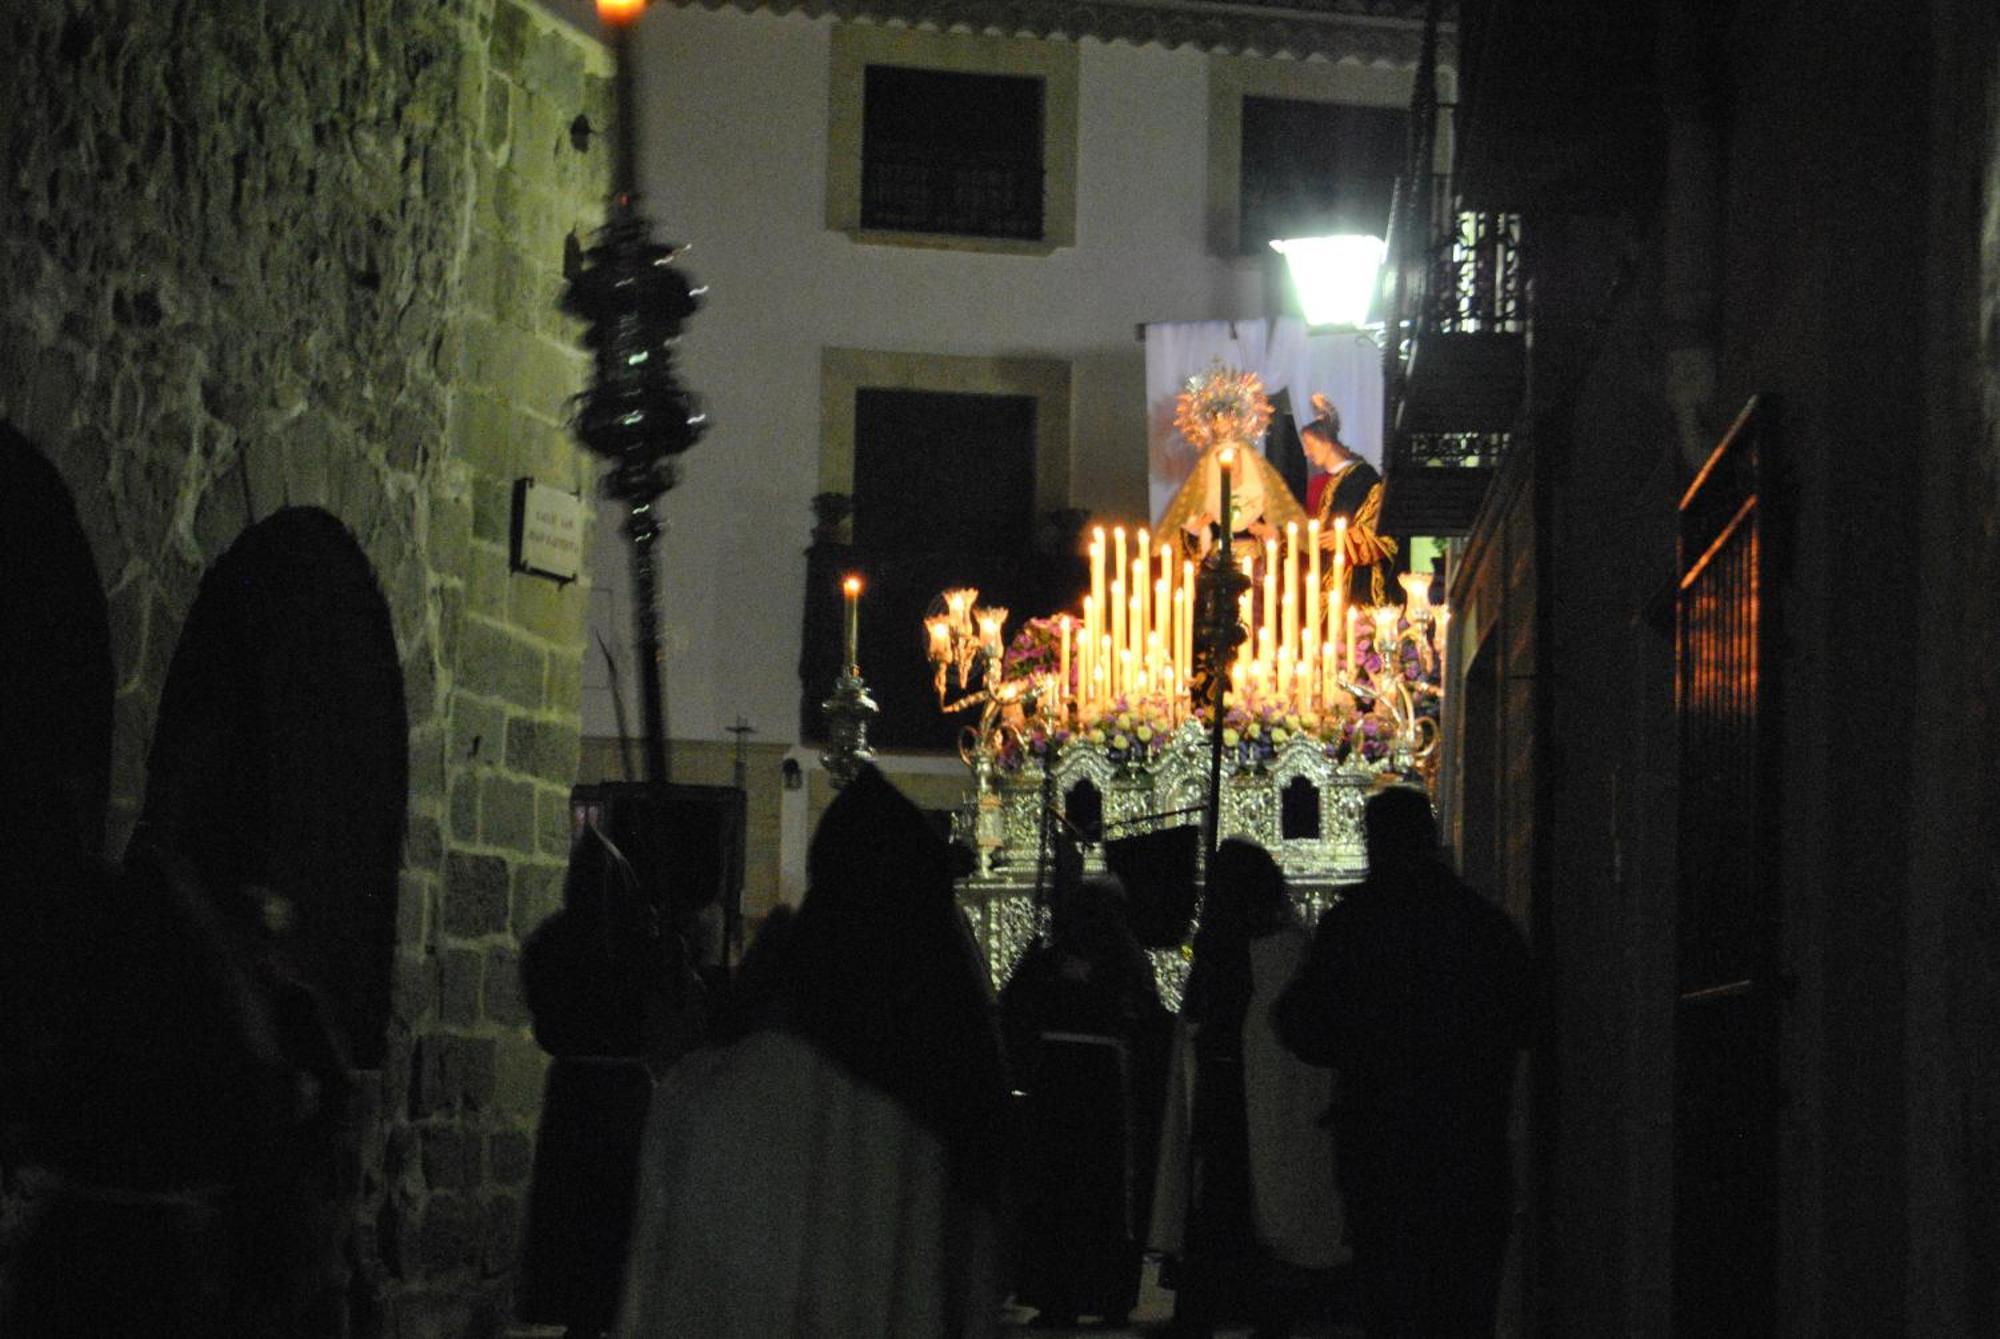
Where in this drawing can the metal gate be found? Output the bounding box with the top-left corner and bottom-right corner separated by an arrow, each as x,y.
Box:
1672,395 -> 1785,1335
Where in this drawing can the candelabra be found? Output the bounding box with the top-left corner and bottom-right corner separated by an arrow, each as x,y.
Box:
820,576 -> 879,789
566,0 -> 706,786
925,589 -> 1043,873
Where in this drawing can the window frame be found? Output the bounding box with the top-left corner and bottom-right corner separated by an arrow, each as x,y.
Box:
1205,54 -> 1415,259
819,348 -> 1072,518
828,25 -> 1079,255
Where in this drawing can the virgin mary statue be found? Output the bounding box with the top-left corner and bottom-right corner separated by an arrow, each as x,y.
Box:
1153,365 -> 1308,564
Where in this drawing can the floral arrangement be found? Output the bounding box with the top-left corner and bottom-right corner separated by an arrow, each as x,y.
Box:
981,617 -> 1439,775
1173,360 -> 1274,453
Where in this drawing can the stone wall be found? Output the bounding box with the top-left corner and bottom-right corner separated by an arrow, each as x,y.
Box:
1,1 -> 611,1333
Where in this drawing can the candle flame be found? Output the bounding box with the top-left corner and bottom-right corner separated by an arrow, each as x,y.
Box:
843,575 -> 862,596
597,0 -> 647,24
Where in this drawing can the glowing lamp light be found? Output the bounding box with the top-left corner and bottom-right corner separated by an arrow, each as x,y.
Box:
1399,570 -> 1433,620
596,0 -> 647,23
976,607 -> 1009,657
1270,234 -> 1387,329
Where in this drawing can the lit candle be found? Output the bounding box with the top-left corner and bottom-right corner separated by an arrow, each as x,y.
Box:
842,575 -> 862,670
1113,526 -> 1128,606
1306,518 -> 1321,664
1400,570 -> 1432,623
925,614 -> 952,665
1434,604 -> 1451,674
1158,542 -> 1172,645
1332,517 -> 1347,679
1181,560 -> 1195,688
945,587 -> 977,635
1346,605 -> 1358,677
596,0 -> 646,19
1058,614 -> 1072,719
978,606 -> 1009,659
1280,590 -> 1296,705
1263,538 -> 1279,671
1136,528 -> 1151,652
1322,640 -> 1336,707
1132,556 -> 1148,666
1080,596 -> 1095,713
1110,578 -> 1126,694
1372,605 -> 1399,675
1284,521 -> 1300,669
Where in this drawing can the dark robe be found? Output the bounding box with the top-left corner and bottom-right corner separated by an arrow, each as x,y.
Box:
617,765 -> 1011,1337
999,883 -> 1171,1323
1273,857 -> 1533,1338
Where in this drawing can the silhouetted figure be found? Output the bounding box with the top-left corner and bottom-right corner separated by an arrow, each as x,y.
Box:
616,765 -> 1010,1337
999,875 -> 1172,1328
1152,840 -> 1345,1339
1274,787 -> 1534,1337
0,832 -> 355,1339
518,821 -> 704,1339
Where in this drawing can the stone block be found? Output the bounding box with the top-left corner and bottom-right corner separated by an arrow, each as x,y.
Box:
391,951 -> 438,1031
439,948 -> 484,1027
431,467 -> 473,549
520,29 -> 584,109
423,1127 -> 481,1193
405,815 -> 445,872
490,1 -> 532,78
448,775 -> 479,847
511,861 -> 566,938
471,539 -> 512,618
378,1195 -> 419,1280
455,618 -> 546,709
545,652 -> 583,719
470,471 -> 514,547
486,1129 -> 535,1188
450,695 -> 506,768
483,947 -> 528,1026
492,1035 -> 549,1117
506,570 -> 581,645
481,1193 -> 522,1277
442,850 -> 512,937
407,722 -> 448,805
455,390 -> 517,478
534,785 -> 574,859
413,1034 -> 499,1117
479,773 -> 538,852
483,75 -> 511,160
420,1190 -> 483,1274
504,716 -> 580,785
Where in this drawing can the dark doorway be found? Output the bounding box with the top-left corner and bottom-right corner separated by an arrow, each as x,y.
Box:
0,423 -> 113,852
138,508 -> 406,1069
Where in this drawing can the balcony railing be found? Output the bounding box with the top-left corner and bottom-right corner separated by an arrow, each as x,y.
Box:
1379,7 -> 1526,535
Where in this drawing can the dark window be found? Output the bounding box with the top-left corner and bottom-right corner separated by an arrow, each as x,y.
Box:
1280,776 -> 1322,840
852,388 -> 1037,553
1240,97 -> 1407,253
861,65 -> 1045,240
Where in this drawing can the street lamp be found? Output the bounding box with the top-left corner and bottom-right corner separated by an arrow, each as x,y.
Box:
1270,233 -> 1387,329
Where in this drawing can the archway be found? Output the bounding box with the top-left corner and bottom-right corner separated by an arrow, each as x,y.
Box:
139,507 -> 406,1069
0,422 -> 113,851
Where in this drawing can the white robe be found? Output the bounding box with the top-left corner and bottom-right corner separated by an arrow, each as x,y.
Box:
616,1029 -> 1005,1339
1148,925 -> 1347,1269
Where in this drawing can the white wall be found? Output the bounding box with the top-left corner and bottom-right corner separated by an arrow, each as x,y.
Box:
581,7 -> 1410,748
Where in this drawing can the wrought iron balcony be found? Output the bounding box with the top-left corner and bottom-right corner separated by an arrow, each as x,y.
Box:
1379,11 -> 1526,535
